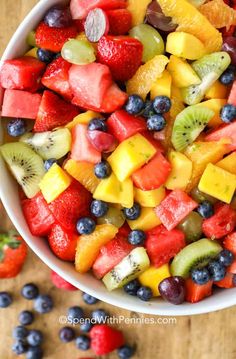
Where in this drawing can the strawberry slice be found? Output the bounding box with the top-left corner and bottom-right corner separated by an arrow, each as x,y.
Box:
48,224 -> 78,261
106,9 -> 132,35
70,0 -> 127,20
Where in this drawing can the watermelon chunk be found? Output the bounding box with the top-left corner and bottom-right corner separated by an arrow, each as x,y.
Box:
215,272 -> 236,289
205,122 -> 236,151
70,0 -> 127,19
185,279 -> 213,303
2,89 -> 42,119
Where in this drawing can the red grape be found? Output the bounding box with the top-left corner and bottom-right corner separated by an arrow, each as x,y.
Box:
87,130 -> 118,153
158,276 -> 186,305
146,0 -> 177,32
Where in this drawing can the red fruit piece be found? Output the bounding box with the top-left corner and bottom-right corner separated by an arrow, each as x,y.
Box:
228,80 -> 236,106
107,110 -> 147,142
155,190 -> 198,231
22,192 -> 55,237
70,0 -> 127,20
48,181 -> 92,232
92,234 -> 133,278
41,57 -> 73,100
141,131 -> 164,153
0,57 -> 45,92
185,279 -> 213,303
202,204 -> 236,239
227,260 -> 236,274
51,271 -> 78,290
71,124 -> 101,163
97,36 -> 143,82
215,272 -> 236,288
106,9 -> 132,35
48,224 -> 78,261
205,121 -> 236,151
90,324 -> 125,355
132,152 -> 171,191
224,232 -> 236,254
146,225 -> 186,268
2,89 -> 42,119
35,22 -> 77,52
118,222 -> 131,237
0,235 -> 27,278
99,83 -> 127,113
34,90 -> 79,132
74,19 -> 85,32
87,130 -> 118,153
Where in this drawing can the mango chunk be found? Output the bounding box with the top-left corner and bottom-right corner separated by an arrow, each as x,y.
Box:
196,99 -> 227,128
24,47 -> 38,58
66,111 -> 101,130
120,178 -> 134,209
127,0 -> 152,26
150,70 -> 172,99
205,81 -> 229,100
171,85 -> 183,101
108,134 -> 156,182
134,186 -> 166,207
167,55 -> 201,88
165,151 -> 192,190
199,163 -> 236,203
139,265 -> 171,296
166,32 -> 205,60
127,207 -> 161,231
216,152 -> 236,175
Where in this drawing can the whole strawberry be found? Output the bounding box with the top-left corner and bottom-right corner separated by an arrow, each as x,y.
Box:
97,36 -> 143,81
106,9 -> 132,35
90,324 -> 125,355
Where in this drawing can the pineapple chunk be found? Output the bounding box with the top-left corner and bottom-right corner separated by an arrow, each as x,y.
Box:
166,32 -> 205,60
24,47 -> 38,58
127,207 -> 161,231
66,111 -> 101,130
108,134 -> 156,182
167,55 -> 201,88
199,163 -> 236,203
134,186 -> 166,207
165,151 -> 192,190
216,152 -> 236,175
127,0 -> 152,26
39,164 -> 72,203
197,99 -> 227,128
150,70 -> 172,99
139,265 -> 171,296
64,159 -> 100,193
205,81 -> 229,100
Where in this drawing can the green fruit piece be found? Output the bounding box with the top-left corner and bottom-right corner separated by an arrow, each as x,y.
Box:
129,24 -> 165,63
177,212 -> 203,243
181,52 -> 231,105
26,31 -> 36,47
170,238 -> 222,278
171,105 -> 214,151
103,247 -> 150,291
190,187 -> 218,204
0,142 -> 45,198
61,39 -> 96,65
97,206 -> 125,228
20,128 -> 71,160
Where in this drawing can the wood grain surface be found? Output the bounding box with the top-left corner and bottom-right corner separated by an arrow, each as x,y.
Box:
0,1 -> 236,358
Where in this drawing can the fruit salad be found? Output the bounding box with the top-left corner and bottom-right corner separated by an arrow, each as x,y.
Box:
1,0 -> 236,305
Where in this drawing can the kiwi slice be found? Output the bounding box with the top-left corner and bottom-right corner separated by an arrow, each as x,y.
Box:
20,128 -> 71,160
0,142 -> 45,198
171,105 -> 214,151
103,247 -> 150,291
181,52 -> 231,105
170,238 -> 222,278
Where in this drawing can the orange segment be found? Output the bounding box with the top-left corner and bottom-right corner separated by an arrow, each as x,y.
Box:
199,0 -> 236,29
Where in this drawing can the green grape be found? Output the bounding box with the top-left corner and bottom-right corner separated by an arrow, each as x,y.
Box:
26,31 -> 36,47
190,187 -> 217,204
177,212 -> 203,243
61,39 -> 96,65
97,207 -> 125,228
129,24 -> 165,63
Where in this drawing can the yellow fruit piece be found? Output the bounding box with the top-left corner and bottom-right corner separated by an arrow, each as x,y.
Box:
205,81 -> 229,100
39,164 -> 72,203
157,0 -> 222,53
139,265 -> 171,296
196,99 -> 227,128
134,186 -> 166,207
24,47 -> 38,58
184,140 -> 230,192
166,32 -> 205,60
64,159 -> 100,193
167,55 -> 201,88
150,70 -> 172,99
170,98 -> 185,121
66,111 -> 101,130
127,207 -> 161,231
127,0 -> 152,26
199,163 -> 236,203
108,134 -> 156,182
75,224 -> 118,273
171,85 -> 183,101
199,0 -> 236,29
120,178 -> 134,209
165,151 -> 192,190
216,152 -> 236,175
126,55 -> 169,100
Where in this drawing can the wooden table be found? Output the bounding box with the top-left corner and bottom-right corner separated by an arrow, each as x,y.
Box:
0,1 -> 236,358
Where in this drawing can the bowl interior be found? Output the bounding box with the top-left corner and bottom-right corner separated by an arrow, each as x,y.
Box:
1,0 -> 236,316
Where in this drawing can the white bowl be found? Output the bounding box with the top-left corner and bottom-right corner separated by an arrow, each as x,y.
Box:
1,0 -> 236,316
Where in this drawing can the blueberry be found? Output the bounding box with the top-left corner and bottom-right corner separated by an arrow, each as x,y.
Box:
137,286 -> 153,301
118,345 -> 135,359
27,330 -> 43,347
153,96 -> 171,114
123,279 -> 140,296
21,283 -> 39,300
26,346 -> 43,359
75,335 -> 91,350
218,249 -> 234,267
12,340 -> 28,355
219,70 -> 234,85
142,100 -> 155,119
76,217 -> 96,235
44,5 -> 72,28
128,230 -> 146,245
82,292 -> 99,305
13,325 -> 29,340
0,291 -> 12,308
191,267 -> 210,285
59,327 -> 75,343
7,119 -> 26,137
123,203 -> 141,220
125,95 -> 145,115
37,48 -> 55,63
67,306 -> 84,322
80,321 -> 93,333
208,260 -> 226,282
19,310 -> 34,326
88,118 -> 107,132
147,114 -> 166,131
197,201 -> 214,219
34,294 -> 53,314
94,161 -> 112,179
44,158 -> 57,171
90,200 -> 109,218
220,104 -> 236,123
91,309 -> 109,323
